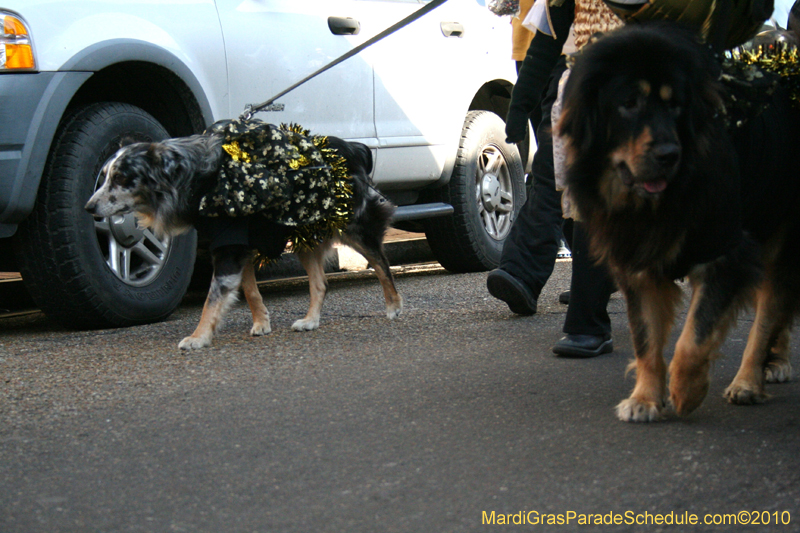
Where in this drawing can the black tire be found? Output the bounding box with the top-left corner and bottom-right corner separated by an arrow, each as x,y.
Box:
423,110 -> 526,272
13,102 -> 196,329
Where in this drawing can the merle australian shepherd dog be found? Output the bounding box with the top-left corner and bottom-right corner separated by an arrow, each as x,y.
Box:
558,22 -> 800,422
85,126 -> 402,350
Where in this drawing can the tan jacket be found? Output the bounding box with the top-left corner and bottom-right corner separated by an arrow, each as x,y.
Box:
511,0 -> 536,61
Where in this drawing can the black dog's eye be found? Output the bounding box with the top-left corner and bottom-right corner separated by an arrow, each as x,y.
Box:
619,95 -> 642,118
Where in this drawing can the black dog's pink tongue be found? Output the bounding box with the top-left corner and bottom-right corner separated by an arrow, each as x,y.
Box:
643,179 -> 667,193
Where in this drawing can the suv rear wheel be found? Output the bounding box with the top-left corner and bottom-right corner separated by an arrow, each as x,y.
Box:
423,110 -> 525,272
13,102 -> 196,329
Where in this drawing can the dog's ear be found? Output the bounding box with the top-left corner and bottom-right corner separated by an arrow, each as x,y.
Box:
678,40 -> 727,150
144,143 -> 173,172
557,65 -> 600,157
148,142 -> 198,192
119,136 -> 138,148
694,62 -> 725,129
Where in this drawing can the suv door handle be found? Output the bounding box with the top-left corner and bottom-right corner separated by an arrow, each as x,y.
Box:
440,22 -> 464,38
328,17 -> 361,35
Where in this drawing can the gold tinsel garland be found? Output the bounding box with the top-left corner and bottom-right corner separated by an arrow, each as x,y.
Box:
721,40 -> 800,126
281,123 -> 354,254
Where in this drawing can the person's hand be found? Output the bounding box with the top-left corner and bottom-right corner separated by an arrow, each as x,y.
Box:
505,109 -> 529,143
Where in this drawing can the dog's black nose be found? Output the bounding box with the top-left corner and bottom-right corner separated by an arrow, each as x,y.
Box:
653,143 -> 681,170
85,200 -> 97,215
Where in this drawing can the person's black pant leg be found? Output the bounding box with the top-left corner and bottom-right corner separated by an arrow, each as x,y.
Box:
498,58 -> 567,297
563,221 -> 616,336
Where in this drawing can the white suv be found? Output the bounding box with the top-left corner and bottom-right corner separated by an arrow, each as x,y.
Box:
0,0 -> 531,328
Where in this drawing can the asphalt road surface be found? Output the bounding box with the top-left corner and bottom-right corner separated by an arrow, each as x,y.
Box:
2,259 -> 799,532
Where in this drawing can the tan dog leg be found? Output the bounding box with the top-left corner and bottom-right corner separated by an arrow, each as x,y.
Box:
764,327 -> 793,383
179,271 -> 242,350
241,260 -> 271,337
343,240 -> 403,320
371,260 -> 403,320
292,243 -> 332,331
724,284 -> 779,404
616,276 -> 682,422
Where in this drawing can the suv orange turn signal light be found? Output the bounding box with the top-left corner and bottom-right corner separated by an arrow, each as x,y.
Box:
1,14 -> 35,70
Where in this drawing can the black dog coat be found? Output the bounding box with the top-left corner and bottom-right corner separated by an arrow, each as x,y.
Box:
196,119 -> 355,257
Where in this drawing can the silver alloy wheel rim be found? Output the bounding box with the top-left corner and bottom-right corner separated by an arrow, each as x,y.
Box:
92,167 -> 170,287
476,144 -> 514,241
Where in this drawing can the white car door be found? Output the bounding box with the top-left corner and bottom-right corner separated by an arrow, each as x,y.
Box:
215,0 -> 377,141
363,0 -> 516,186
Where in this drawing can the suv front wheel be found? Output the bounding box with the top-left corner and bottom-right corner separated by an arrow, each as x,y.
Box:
423,110 -> 526,272
13,102 -> 196,329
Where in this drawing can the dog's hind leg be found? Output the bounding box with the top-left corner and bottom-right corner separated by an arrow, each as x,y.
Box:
724,268 -> 795,402
241,259 -> 271,337
291,242 -> 333,331
616,275 -> 682,422
179,245 -> 249,350
761,247 -> 798,384
340,235 -> 403,320
722,283 -> 779,404
764,326 -> 792,383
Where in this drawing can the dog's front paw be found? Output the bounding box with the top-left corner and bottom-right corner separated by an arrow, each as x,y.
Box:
179,335 -> 212,350
386,296 -> 403,320
724,381 -> 768,405
251,321 -> 272,337
668,367 -> 710,416
764,360 -> 792,383
292,318 -> 320,331
616,398 -> 663,422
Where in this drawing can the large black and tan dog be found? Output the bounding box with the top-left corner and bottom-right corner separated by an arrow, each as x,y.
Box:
558,22 -> 800,422
85,121 -> 402,350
